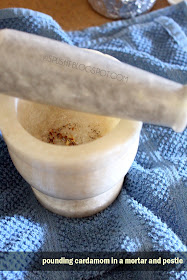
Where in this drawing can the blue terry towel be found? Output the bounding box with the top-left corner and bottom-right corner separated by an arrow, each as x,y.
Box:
0,1 -> 187,280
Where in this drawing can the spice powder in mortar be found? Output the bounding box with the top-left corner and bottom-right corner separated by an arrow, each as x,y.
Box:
42,122 -> 102,146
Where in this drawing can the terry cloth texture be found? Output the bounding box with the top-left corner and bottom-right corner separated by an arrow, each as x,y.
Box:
0,1 -> 187,280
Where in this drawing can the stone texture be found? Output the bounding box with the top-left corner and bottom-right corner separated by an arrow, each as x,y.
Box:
0,29 -> 186,132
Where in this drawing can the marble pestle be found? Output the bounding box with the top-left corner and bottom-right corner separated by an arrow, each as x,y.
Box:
0,29 -> 186,132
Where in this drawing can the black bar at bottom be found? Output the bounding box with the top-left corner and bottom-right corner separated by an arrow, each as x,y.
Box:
0,252 -> 186,271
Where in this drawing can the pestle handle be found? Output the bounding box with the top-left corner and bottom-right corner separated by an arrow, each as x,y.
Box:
0,29 -> 186,132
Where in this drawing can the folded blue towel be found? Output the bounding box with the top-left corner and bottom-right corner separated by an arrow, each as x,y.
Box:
0,1 -> 187,279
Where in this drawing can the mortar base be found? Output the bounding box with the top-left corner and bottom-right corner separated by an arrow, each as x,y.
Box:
32,180 -> 123,218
